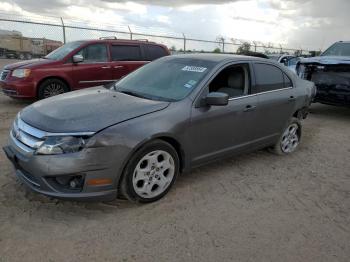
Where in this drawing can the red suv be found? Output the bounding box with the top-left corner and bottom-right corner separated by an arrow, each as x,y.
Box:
0,39 -> 170,99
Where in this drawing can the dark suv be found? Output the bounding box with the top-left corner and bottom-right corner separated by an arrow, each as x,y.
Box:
0,39 -> 170,99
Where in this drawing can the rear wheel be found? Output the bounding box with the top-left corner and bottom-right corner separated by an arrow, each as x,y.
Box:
18,53 -> 25,60
271,117 -> 301,155
38,78 -> 69,99
120,140 -> 179,203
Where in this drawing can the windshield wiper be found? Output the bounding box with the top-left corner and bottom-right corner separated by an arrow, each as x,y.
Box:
119,90 -> 147,99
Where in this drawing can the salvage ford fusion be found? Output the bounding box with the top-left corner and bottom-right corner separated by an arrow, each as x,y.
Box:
3,54 -> 315,203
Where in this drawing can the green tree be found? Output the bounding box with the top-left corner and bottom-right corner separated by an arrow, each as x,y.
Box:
213,48 -> 221,53
236,42 -> 251,54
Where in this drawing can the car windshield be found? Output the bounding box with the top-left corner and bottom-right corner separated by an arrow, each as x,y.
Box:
114,57 -> 216,102
45,41 -> 83,60
321,42 -> 350,57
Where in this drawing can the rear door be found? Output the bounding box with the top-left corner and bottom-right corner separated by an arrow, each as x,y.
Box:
71,43 -> 113,89
252,63 -> 297,141
110,44 -> 145,80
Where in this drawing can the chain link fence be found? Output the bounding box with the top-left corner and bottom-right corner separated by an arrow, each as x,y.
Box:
0,12 -> 310,59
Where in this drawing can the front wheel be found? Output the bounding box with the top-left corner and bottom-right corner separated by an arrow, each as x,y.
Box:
271,117 -> 302,155
120,140 -> 180,203
37,78 -> 69,99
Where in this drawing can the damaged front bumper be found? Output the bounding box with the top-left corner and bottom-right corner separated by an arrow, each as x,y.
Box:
298,63 -> 350,106
3,131 -> 120,201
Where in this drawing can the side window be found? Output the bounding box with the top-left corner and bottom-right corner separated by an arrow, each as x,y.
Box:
208,64 -> 250,98
111,45 -> 141,61
77,44 -> 108,62
283,73 -> 293,88
144,45 -> 168,61
253,63 -> 284,92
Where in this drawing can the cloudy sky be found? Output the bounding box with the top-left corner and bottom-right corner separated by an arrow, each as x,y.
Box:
0,0 -> 349,51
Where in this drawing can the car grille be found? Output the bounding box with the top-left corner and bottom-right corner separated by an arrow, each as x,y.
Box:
0,70 -> 10,81
12,117 -> 45,150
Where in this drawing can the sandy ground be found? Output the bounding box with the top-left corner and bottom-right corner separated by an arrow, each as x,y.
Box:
0,59 -> 349,262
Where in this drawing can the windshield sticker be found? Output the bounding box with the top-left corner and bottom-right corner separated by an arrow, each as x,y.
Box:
182,66 -> 207,73
184,80 -> 197,89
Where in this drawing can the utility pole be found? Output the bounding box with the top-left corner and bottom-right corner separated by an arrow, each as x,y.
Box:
182,33 -> 186,53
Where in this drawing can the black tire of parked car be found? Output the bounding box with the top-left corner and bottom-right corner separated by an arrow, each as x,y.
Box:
18,53 -> 26,60
37,78 -> 69,99
271,117 -> 302,155
120,139 -> 180,203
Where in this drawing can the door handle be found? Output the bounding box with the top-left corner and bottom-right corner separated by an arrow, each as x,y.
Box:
243,105 -> 257,112
101,66 -> 111,69
114,66 -> 124,69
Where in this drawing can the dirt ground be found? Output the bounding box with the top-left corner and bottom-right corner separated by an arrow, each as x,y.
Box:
0,59 -> 349,262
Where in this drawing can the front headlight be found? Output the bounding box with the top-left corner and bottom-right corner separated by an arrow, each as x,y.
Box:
35,136 -> 86,155
12,69 -> 31,78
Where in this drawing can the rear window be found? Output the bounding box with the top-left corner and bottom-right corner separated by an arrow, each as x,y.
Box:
144,45 -> 168,61
254,63 -> 284,92
111,45 -> 142,61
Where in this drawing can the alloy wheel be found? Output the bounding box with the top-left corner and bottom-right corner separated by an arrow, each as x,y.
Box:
281,123 -> 300,153
43,83 -> 65,98
132,150 -> 175,198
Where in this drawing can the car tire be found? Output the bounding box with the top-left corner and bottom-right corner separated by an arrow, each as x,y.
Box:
38,79 -> 69,99
120,139 -> 180,203
19,53 -> 26,60
271,117 -> 302,155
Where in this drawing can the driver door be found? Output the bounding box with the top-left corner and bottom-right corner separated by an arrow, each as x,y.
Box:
189,63 -> 259,166
71,43 -> 113,89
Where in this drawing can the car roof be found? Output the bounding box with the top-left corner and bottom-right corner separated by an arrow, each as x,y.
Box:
76,39 -> 162,45
168,53 -> 269,63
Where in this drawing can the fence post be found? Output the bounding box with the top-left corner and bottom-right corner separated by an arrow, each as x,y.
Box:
221,37 -> 225,53
60,17 -> 66,44
182,33 -> 186,53
128,26 -> 133,40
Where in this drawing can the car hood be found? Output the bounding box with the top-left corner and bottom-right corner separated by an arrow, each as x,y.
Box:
4,58 -> 57,70
20,87 -> 170,133
300,56 -> 350,65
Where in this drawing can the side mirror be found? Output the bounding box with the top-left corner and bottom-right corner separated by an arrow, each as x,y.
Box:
73,54 -> 84,63
205,92 -> 229,106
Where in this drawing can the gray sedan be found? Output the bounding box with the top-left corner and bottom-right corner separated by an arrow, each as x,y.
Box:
3,54 -> 315,203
